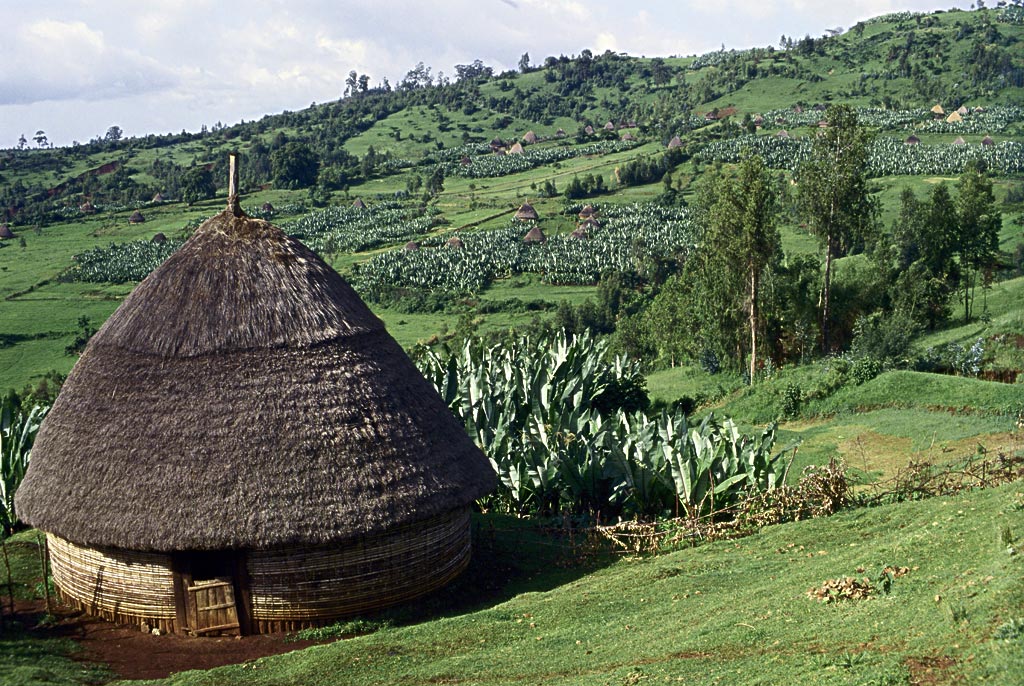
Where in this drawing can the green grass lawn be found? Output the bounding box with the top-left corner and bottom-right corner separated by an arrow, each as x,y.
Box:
102,483 -> 1024,684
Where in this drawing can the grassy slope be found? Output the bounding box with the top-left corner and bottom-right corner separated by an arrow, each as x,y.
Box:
111,483 -> 1024,686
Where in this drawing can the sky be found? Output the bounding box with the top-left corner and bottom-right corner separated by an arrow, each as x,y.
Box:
0,0 -> 974,148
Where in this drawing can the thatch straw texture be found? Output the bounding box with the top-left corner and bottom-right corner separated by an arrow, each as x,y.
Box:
904,135 -> 920,145
447,236 -> 465,249
931,104 -> 945,115
945,111 -> 963,123
953,136 -> 966,145
129,210 -> 145,224
523,226 -> 546,243
17,208 -> 495,552
982,135 -> 994,146
352,198 -> 366,209
0,224 -> 14,239
667,136 -> 682,148
522,131 -> 538,144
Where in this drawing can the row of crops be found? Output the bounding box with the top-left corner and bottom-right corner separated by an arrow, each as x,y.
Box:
761,105 -> 1023,133
698,134 -> 1024,176
417,333 -> 791,518
284,202 -> 438,254
67,237 -> 183,283
445,140 -> 640,179
350,204 -> 696,297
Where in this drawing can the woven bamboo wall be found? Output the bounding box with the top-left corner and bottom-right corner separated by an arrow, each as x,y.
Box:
45,507 -> 473,635
247,507 -> 472,633
47,534 -> 180,633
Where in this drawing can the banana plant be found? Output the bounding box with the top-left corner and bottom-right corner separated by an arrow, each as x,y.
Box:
1,399 -> 47,535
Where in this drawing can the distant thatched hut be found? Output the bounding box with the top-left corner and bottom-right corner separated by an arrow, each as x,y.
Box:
752,115 -> 764,126
522,131 -> 538,144
489,137 -> 504,152
15,162 -> 495,637
446,236 -> 465,249
79,201 -> 96,215
523,226 -> 546,243
152,193 -> 166,203
570,226 -> 588,239
515,201 -> 539,221
0,224 -> 14,239
352,198 -> 366,209
580,217 -> 601,230
128,210 -> 145,224
508,142 -> 524,155
620,132 -> 636,141
403,241 -> 420,251
952,136 -> 967,146
555,128 -> 567,138
584,125 -> 595,135
776,130 -> 791,139
957,105 -> 968,116
667,136 -> 683,149
904,134 -> 921,145
460,156 -> 472,166
261,202 -> 275,213
151,232 -> 167,244
578,204 -> 595,220
982,135 -> 995,146
946,111 -> 963,124
603,121 -> 615,131
931,104 -> 945,116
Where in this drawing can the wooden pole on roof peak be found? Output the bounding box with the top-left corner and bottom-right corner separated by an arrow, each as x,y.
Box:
227,152 -> 242,217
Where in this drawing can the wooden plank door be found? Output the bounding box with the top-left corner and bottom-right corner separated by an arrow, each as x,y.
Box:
173,552 -> 250,636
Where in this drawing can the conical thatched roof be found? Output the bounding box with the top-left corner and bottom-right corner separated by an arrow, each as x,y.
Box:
578,204 -> 595,219
509,142 -> 524,155
904,134 -> 920,145
957,105 -> 968,116
555,128 -> 566,138
667,135 -> 683,149
952,136 -> 967,145
603,121 -> 615,131
776,129 -> 791,139
352,198 -> 366,209
460,155 -> 472,166
0,224 -> 13,239
16,207 -> 495,552
446,236 -> 465,249
946,111 -> 962,123
404,240 -> 420,251
79,201 -> 95,214
152,192 -> 166,203
570,226 -> 588,239
523,226 -> 546,243
515,201 -> 539,221
262,201 -> 275,213
584,125 -> 595,135
128,210 -> 145,224
151,232 -> 167,244
931,104 -> 945,115
522,130 -> 538,144
982,135 -> 995,146
620,132 -> 636,141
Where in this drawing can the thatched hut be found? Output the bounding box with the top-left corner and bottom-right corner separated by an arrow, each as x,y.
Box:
403,240 -> 420,251
776,130 -> 791,139
261,202 -> 275,213
667,136 -> 683,149
904,134 -> 921,145
945,111 -> 963,124
508,142 -> 525,155
584,125 -> 595,135
151,232 -> 167,244
0,224 -> 14,239
460,156 -> 472,166
352,198 -> 366,209
957,105 -> 969,116
930,104 -> 945,116
620,132 -> 636,142
523,226 -> 546,243
128,210 -> 145,224
952,136 -> 967,146
489,137 -> 504,152
152,193 -> 166,203
603,121 -> 615,131
982,135 -> 995,146
446,236 -> 465,249
578,204 -> 595,220
555,128 -> 566,138
16,161 -> 495,636
79,201 -> 96,215
570,226 -> 588,239
515,201 -> 539,221
522,131 -> 538,144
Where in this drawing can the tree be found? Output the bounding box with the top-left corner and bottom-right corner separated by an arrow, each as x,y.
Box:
518,52 -> 531,73
954,161 -> 1001,323
33,130 -> 47,148
17,134 -> 27,150
180,166 -> 216,204
271,141 -> 319,189
345,70 -> 358,96
425,165 -> 445,196
795,104 -> 876,354
104,125 -> 123,142
703,154 -> 780,380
